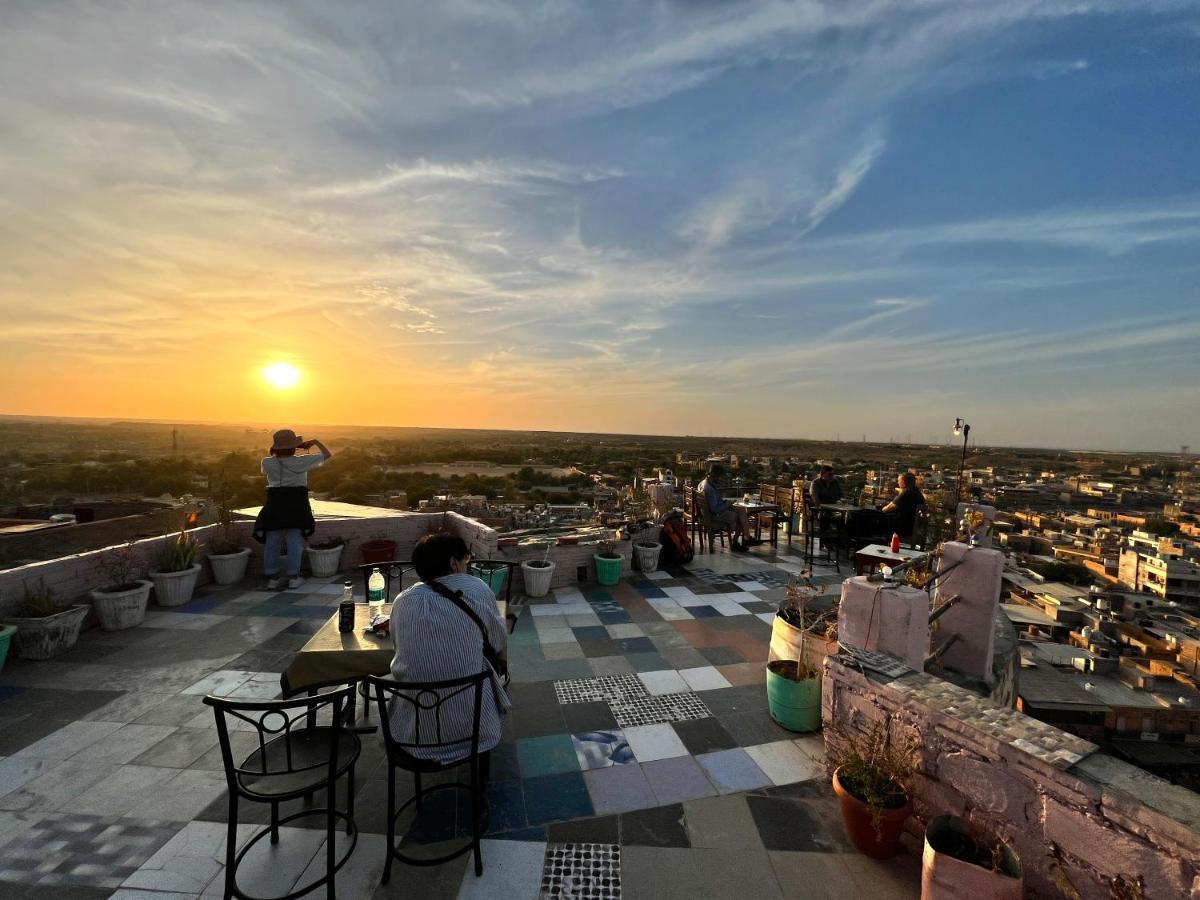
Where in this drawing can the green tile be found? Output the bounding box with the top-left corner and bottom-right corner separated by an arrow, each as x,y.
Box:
517,733 -> 580,777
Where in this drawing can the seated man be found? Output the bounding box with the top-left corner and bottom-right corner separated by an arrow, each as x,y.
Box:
809,465 -> 843,509
388,533 -> 510,769
881,472 -> 927,540
697,464 -> 754,551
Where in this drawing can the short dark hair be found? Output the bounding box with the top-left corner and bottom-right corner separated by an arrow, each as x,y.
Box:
820,465 -> 834,475
900,472 -> 917,489
707,464 -> 725,479
412,532 -> 470,581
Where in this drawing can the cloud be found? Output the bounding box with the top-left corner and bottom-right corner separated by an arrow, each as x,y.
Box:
804,137 -> 887,234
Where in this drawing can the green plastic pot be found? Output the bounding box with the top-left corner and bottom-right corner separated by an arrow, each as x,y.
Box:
766,661 -> 822,732
469,563 -> 507,594
0,624 -> 14,674
594,553 -> 623,586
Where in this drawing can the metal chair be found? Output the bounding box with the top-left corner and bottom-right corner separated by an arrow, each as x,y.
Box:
367,671 -> 491,883
353,559 -> 517,611
802,493 -> 841,572
902,505 -> 931,551
690,488 -> 734,553
203,685 -> 361,900
845,508 -> 893,556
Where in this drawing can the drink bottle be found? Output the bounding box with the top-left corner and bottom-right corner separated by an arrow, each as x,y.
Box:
890,533 -> 901,553
368,568 -> 385,616
338,581 -> 355,632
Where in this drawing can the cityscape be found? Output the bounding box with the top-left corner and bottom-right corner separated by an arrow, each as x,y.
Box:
2,0 -> 1199,899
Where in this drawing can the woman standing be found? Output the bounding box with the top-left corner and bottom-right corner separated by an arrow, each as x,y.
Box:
253,429 -> 332,589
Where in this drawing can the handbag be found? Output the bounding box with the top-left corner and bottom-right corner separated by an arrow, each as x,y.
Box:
425,579 -> 509,682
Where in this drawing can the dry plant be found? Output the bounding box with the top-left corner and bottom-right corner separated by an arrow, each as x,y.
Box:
778,569 -> 837,639
828,719 -> 920,839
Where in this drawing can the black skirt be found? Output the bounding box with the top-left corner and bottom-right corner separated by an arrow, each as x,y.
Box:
253,486 -> 316,543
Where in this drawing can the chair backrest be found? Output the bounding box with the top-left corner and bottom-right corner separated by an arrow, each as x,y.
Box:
354,559 -> 516,606
847,508 -> 892,544
760,484 -> 777,505
682,486 -> 696,520
909,505 -> 931,548
203,685 -> 353,797
368,672 -> 489,765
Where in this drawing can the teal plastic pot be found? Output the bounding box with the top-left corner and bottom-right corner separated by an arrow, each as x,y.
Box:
0,624 -> 14,674
594,554 -> 623,586
766,661 -> 822,732
470,563 -> 507,594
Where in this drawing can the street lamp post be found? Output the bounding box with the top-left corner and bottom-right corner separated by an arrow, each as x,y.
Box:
953,418 -> 971,502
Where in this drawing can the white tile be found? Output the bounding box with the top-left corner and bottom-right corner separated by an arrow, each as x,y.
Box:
791,735 -> 827,767
674,595 -> 713,608
67,724 -> 178,766
13,721 -> 123,760
457,838 -> 545,900
109,890 -> 203,899
0,810 -> 41,849
180,670 -> 255,697
653,605 -> 694,621
646,571 -> 672,581
745,740 -> 824,786
126,768 -> 228,821
225,673 -> 283,701
0,757 -> 57,799
637,670 -> 690,696
565,612 -> 602,627
226,824 -> 326,899
740,582 -> 770,592
662,586 -> 697,599
623,723 -> 688,762
140,611 -> 231,630
756,613 -> 775,624
536,627 -> 575,645
721,591 -> 760,603
533,613 -> 569,629
679,667 -> 733,692
605,624 -> 643,639
0,759 -> 115,813
72,764 -> 180,816
296,831 -> 387,900
708,599 -> 751,617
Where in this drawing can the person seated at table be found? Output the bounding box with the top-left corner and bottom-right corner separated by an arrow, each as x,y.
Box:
808,465 -> 843,509
697,464 -> 756,551
881,472 -> 927,540
388,533 -> 510,772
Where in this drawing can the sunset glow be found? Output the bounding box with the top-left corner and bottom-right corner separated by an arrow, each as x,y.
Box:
262,362 -> 301,391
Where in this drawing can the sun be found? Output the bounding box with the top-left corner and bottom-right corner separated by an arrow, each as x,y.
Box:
262,362 -> 301,390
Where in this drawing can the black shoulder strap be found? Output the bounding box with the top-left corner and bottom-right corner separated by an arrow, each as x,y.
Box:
424,579 -> 507,677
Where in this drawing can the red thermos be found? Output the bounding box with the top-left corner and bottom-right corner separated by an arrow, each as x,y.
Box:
890,533 -> 901,553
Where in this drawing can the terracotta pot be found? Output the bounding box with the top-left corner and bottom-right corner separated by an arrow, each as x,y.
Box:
921,815 -> 1022,900
360,539 -> 397,565
832,767 -> 912,859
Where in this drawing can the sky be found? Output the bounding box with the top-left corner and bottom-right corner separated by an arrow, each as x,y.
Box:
0,1 -> 1198,451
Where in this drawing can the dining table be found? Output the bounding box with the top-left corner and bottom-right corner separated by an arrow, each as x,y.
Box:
733,498 -> 783,547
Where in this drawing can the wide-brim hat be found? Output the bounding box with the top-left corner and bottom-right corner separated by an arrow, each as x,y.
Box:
270,429 -> 304,452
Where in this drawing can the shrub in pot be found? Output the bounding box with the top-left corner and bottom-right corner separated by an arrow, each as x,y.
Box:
767,572 -> 836,732
206,501 -> 250,586
90,544 -> 152,630
922,815 -> 1022,900
150,531 -> 202,607
1,581 -> 89,661
829,719 -> 919,859
520,544 -> 556,598
593,541 -> 624,586
307,535 -> 346,577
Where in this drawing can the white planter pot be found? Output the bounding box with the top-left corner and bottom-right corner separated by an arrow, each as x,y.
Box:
306,544 -> 345,578
633,542 -> 662,573
91,580 -> 151,631
1,605 -> 89,660
150,564 -> 202,607
521,560 -> 556,598
208,548 -> 251,586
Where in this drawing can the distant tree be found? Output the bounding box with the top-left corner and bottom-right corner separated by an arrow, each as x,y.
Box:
1027,560 -> 1092,586
1141,519 -> 1180,536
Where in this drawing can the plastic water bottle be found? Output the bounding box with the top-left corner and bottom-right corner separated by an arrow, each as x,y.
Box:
367,568 -> 385,616
338,581 -> 355,633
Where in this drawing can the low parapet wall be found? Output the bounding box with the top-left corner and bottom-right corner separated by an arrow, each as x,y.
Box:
823,656 -> 1200,899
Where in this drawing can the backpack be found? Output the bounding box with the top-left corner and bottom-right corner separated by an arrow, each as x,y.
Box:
659,511 -> 694,564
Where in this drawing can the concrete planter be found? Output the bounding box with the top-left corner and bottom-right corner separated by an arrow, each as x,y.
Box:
208,548 -> 251,586
521,560 -> 556,598
306,544 -> 345,578
633,542 -> 662,573
1,605 -> 89,660
150,564 -> 202,607
91,580 -> 151,631
922,815 -> 1022,900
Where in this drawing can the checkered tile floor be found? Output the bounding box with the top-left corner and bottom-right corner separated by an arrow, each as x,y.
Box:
0,541 -> 924,899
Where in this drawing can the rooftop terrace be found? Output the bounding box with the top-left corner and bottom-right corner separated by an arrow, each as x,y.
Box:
0,512 -> 1196,899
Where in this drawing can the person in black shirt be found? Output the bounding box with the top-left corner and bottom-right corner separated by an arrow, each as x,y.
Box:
809,465 -> 843,508
882,472 -> 926,540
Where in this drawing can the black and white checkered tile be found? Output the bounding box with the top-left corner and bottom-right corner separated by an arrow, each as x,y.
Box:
554,675 -> 648,705
609,691 -> 712,728
540,843 -> 621,899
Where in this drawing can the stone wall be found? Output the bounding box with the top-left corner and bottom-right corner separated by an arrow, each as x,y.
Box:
0,504 -> 206,568
823,657 -> 1200,899
0,511 -> 493,617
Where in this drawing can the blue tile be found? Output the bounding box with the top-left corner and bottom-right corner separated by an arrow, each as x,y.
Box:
688,606 -> 722,619
284,620 -> 324,635
695,748 -> 772,794
584,589 -> 614,603
484,778 -> 526,833
174,599 -> 221,614
523,771 -> 594,825
517,734 -> 580,777
489,825 -> 547,841
582,764 -> 657,815
572,626 -> 609,643
596,610 -> 632,625
0,686 -> 28,703
638,586 -> 669,599
615,637 -> 655,654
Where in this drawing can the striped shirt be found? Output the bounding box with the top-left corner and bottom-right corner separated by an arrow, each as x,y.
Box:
387,573 -> 511,763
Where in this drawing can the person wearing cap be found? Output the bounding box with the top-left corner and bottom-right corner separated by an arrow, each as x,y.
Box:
253,430 -> 332,590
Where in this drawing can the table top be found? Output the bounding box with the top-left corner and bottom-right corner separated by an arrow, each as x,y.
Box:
854,545 -> 928,564
733,499 -> 779,510
822,503 -> 863,513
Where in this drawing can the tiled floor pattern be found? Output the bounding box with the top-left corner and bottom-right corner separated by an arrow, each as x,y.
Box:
0,542 -> 924,898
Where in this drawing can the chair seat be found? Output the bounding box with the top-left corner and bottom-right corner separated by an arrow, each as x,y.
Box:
238,728 -> 361,798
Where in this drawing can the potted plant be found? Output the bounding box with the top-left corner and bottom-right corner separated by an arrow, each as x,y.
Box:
206,501 -> 251,585
0,581 -> 89,660
922,815 -> 1022,900
307,535 -> 346,577
767,572 -> 832,732
520,543 -> 556,598
90,544 -> 152,630
361,531 -> 397,565
829,719 -> 919,859
632,539 -> 661,573
593,540 -> 624,586
150,530 -> 202,607
469,560 -> 509,594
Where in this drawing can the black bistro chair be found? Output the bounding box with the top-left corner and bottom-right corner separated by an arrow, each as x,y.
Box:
802,493 -> 841,571
366,671 -> 491,883
354,559 -> 518,612
203,685 -> 361,900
